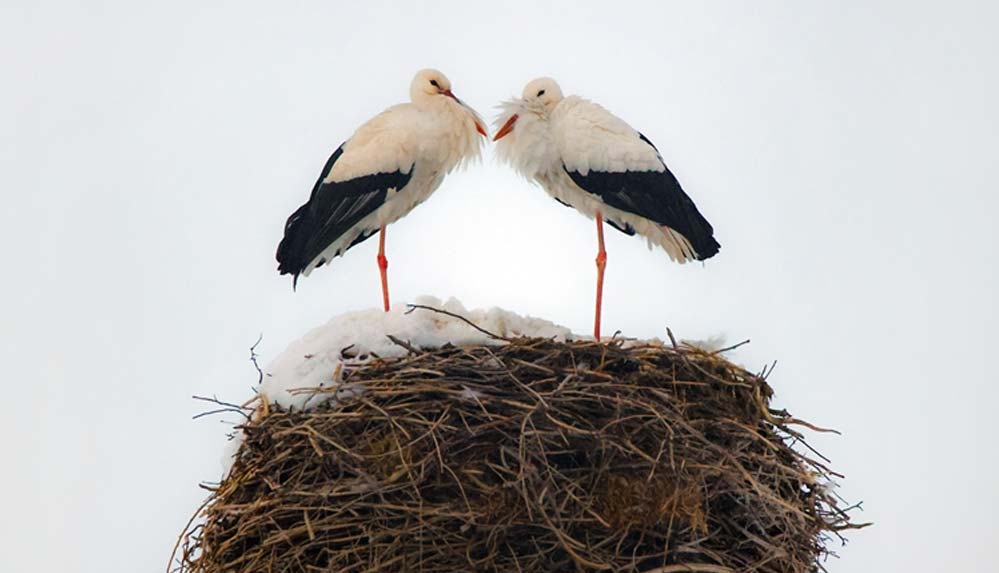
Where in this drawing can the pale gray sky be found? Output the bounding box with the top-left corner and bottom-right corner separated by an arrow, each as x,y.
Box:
2,1 -> 996,571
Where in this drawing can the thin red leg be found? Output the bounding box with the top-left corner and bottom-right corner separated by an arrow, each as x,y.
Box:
377,226 -> 390,312
594,212 -> 607,341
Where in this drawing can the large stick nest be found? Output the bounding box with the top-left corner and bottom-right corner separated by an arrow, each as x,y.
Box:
175,338 -> 864,573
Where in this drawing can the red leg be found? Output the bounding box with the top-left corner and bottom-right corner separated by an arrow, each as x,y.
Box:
594,212 -> 607,341
377,226 -> 390,312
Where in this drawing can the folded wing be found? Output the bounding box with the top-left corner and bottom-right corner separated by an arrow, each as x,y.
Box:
276,143 -> 413,286
556,98 -> 720,261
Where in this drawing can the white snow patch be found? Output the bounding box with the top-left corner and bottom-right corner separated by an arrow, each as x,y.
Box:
260,296 -> 572,410
619,334 -> 728,353
682,334 -> 729,353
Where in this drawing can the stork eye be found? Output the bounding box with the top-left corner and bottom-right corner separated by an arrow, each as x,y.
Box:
537,89 -> 546,97
430,80 -> 440,88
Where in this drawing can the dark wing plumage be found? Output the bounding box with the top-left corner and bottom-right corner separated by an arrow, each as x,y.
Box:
564,133 -> 719,260
550,191 -> 636,236
276,144 -> 413,287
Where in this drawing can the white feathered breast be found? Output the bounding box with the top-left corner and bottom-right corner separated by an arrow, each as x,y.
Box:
493,100 -> 561,180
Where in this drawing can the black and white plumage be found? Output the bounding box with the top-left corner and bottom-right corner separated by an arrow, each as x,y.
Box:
493,77 -> 719,338
493,78 -> 719,263
277,146 -> 412,282
276,69 -> 487,307
563,165 -> 719,260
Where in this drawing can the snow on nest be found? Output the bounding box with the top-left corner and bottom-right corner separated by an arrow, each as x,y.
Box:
260,296 -> 573,410
222,296 -> 729,474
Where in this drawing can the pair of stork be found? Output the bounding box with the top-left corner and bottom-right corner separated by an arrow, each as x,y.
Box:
276,69 -> 720,340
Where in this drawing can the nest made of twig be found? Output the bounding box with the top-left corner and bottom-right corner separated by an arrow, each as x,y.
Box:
174,338 -> 864,573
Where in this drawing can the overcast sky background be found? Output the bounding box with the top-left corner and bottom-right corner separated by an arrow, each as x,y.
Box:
2,1 -> 996,571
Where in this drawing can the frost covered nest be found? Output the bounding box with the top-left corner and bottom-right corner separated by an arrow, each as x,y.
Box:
174,306 -> 866,573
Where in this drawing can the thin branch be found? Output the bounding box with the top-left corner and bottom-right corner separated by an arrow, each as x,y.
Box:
405,303 -> 510,341
666,327 -> 678,349
385,334 -> 420,354
711,338 -> 751,355
191,395 -> 251,420
249,333 -> 264,385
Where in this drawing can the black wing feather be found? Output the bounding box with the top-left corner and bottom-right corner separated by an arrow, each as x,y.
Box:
605,218 -> 636,236
564,134 -> 720,260
276,144 -> 413,286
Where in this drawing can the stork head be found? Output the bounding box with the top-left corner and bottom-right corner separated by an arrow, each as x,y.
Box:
521,77 -> 564,110
410,69 -> 488,138
493,77 -> 563,142
493,77 -> 564,177
410,68 -> 453,102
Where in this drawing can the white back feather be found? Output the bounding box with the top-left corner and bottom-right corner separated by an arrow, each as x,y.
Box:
553,96 -> 665,175
326,98 -> 482,184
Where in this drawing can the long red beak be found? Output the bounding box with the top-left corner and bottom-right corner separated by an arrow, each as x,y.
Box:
493,114 -> 518,141
443,90 -> 487,137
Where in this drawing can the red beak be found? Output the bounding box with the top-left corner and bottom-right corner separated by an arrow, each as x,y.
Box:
493,114 -> 518,141
444,89 -> 487,137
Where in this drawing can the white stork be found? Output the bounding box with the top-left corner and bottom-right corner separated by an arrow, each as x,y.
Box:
277,69 -> 487,311
493,77 -> 720,340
